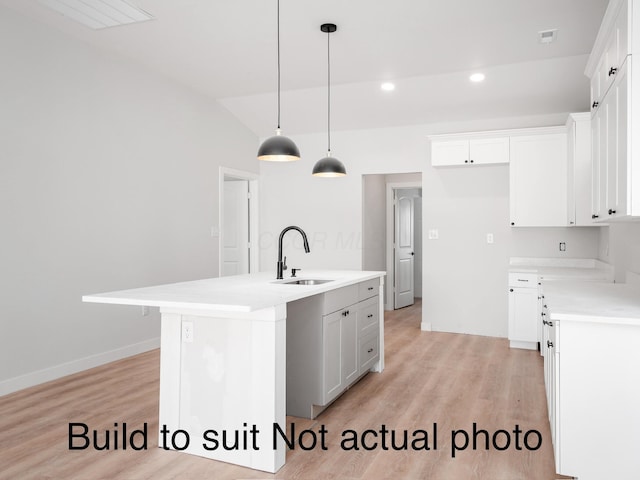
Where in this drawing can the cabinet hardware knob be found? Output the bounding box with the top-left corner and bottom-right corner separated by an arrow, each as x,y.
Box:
608,209 -> 617,215
592,214 -> 599,219
367,348 -> 374,353
367,314 -> 373,318
470,159 -> 474,163
608,66 -> 618,76
509,288 -> 513,292
547,340 -> 553,348
367,286 -> 374,291
510,222 -> 515,226
542,312 -> 546,316
592,101 -> 599,108
465,160 -> 469,163
543,320 -> 549,326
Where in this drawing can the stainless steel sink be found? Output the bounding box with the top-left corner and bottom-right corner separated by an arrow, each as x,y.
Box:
281,279 -> 333,285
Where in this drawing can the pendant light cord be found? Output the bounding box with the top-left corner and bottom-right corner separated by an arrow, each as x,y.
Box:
327,28 -> 331,153
277,0 -> 281,130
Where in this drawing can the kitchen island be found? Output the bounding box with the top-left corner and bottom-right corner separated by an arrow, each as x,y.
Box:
83,270 -> 385,473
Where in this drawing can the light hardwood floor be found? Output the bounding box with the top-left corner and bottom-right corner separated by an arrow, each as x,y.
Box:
0,300 -> 564,479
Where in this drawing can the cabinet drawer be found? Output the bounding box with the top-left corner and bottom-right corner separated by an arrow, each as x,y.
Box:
323,285 -> 358,314
358,278 -> 380,301
359,332 -> 379,374
358,297 -> 379,336
508,272 -> 539,287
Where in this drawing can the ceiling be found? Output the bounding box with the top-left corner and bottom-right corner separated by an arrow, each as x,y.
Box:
1,0 -> 609,136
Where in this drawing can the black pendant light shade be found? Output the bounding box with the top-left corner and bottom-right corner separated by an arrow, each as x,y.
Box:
258,0 -> 300,162
313,23 -> 346,177
258,129 -> 301,162
312,155 -> 347,177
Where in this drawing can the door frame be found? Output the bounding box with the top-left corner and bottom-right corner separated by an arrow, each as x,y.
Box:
386,181 -> 422,310
219,167 -> 259,276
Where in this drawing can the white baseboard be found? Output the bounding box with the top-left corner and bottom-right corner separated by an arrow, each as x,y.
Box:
0,337 -> 160,397
421,322 -> 432,331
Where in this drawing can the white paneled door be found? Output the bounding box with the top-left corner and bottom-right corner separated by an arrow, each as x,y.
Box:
394,192 -> 415,309
222,179 -> 249,276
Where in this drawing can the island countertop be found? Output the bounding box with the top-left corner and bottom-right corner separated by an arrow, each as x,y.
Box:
83,270 -> 385,313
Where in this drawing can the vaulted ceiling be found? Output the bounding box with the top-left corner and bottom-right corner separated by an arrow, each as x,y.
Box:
1,0 -> 609,135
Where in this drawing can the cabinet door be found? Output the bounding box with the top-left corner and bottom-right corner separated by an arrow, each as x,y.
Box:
606,60 -> 629,218
508,287 -> 539,346
322,311 -> 343,404
591,111 -> 603,220
469,137 -> 509,164
509,134 -> 568,227
566,122 -> 576,226
431,140 -> 469,166
342,310 -> 358,385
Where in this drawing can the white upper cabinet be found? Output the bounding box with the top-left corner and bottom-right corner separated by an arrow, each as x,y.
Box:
430,135 -> 509,166
589,0 -> 629,115
509,131 -> 567,227
586,0 -> 638,220
566,113 -> 594,226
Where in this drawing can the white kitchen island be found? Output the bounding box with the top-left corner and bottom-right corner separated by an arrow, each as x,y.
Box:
83,270 -> 385,473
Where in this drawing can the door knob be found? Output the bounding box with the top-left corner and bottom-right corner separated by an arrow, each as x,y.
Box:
410,252 -> 415,256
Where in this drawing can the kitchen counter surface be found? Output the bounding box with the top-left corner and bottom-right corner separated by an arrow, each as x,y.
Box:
83,270 -> 385,313
544,280 -> 640,326
509,257 -> 613,282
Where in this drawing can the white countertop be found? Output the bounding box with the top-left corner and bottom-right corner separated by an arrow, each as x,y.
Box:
509,257 -> 614,282
544,280 -> 640,326
83,270 -> 385,313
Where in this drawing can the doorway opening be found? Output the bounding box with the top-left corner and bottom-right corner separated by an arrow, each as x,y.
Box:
362,173 -> 422,313
219,167 -> 259,277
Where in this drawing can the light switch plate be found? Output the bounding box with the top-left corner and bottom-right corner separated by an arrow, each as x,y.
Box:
486,233 -> 494,244
428,229 -> 439,240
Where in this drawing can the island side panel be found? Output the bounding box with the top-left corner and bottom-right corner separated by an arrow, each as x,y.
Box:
158,305 -> 286,473
376,276 -> 385,372
158,313 -> 182,440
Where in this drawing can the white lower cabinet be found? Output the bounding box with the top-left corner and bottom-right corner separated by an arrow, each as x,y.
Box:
286,279 -> 381,419
544,303 -> 640,478
508,273 -> 539,349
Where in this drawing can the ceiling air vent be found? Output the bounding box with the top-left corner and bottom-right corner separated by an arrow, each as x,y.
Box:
538,29 -> 558,44
38,0 -> 154,30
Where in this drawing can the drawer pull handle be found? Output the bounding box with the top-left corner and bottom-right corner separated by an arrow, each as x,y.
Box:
609,66 -> 618,76
367,314 -> 373,318
608,208 -> 617,215
547,340 -> 553,348
367,348 -> 374,353
517,279 -> 529,282
592,101 -> 599,108
367,287 -> 374,291
542,320 -> 549,326
342,310 -> 350,316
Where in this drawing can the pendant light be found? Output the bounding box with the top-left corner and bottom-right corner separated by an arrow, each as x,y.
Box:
257,0 -> 300,162
312,23 -> 346,177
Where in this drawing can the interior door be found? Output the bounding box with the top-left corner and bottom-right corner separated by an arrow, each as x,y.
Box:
394,191 -> 415,309
222,179 -> 249,276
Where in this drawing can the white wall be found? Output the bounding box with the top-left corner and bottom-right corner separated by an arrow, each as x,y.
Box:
510,227 -> 600,258
0,7 -> 258,394
259,113 -> 601,338
606,223 -> 640,282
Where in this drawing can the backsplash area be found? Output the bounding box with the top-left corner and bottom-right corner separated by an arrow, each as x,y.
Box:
509,227 -> 601,259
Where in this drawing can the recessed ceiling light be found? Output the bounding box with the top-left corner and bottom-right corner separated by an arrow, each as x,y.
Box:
380,82 -> 396,91
469,73 -> 485,83
38,0 -> 154,30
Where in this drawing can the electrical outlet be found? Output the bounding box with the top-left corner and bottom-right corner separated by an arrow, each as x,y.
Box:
182,322 -> 194,343
486,233 -> 494,244
559,242 -> 566,252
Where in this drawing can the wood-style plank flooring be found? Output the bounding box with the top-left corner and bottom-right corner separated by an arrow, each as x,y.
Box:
0,300 -> 563,479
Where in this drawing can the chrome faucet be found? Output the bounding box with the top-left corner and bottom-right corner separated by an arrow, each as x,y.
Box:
277,226 -> 310,279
